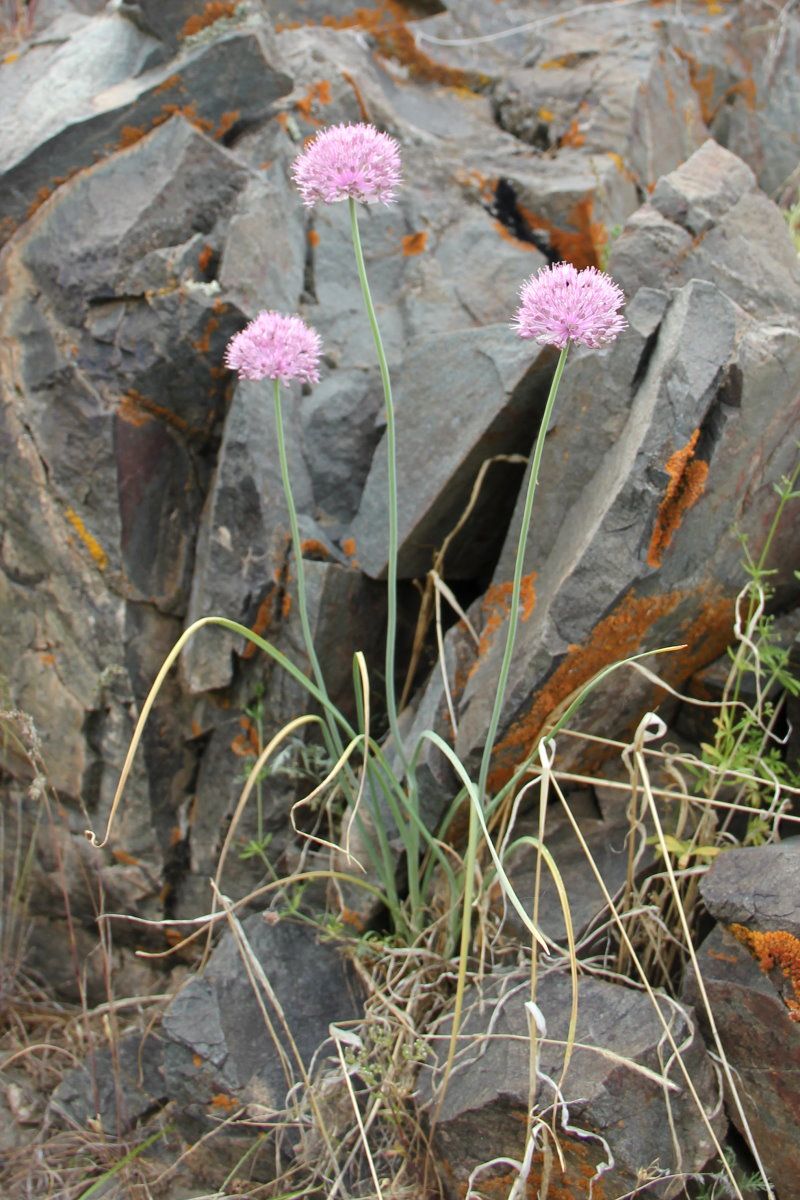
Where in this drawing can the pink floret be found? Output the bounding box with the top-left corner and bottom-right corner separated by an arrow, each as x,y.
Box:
291,122 -> 402,207
224,311 -> 322,385
512,262 -> 627,350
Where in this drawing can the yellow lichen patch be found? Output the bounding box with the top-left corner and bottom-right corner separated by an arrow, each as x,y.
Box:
730,925 -> 800,1021
65,507 -> 107,570
538,106 -> 555,122
647,428 -> 708,568
402,230 -> 428,256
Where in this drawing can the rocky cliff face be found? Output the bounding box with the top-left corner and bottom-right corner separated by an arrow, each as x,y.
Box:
1,0 -> 798,939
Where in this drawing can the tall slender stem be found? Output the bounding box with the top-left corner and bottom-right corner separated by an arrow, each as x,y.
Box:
477,343 -> 570,806
273,381 -> 343,757
349,197 -> 403,760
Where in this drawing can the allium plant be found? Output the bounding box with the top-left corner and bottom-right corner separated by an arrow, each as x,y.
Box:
224,312 -> 339,759
292,123 -> 407,778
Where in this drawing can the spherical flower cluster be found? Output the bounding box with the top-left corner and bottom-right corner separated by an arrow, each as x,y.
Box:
512,262 -> 627,350
224,311 -> 322,385
291,122 -> 402,208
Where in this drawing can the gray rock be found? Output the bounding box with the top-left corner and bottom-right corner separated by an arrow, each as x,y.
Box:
161,916 -> 363,1112
348,326 -> 556,581
700,842 -> 800,938
50,1034 -> 167,1133
684,923 -> 800,1198
500,799 -> 656,945
418,140 -> 800,792
0,17 -> 291,239
418,968 -> 723,1199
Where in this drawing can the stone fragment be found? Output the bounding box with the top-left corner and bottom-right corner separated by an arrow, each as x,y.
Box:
0,17 -> 291,238
700,841 -> 800,940
50,1034 -> 167,1133
161,916 -> 363,1114
684,924 -> 800,1199
348,326 -> 556,581
418,968 -> 723,1199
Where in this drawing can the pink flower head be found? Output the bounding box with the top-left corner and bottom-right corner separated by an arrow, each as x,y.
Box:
224,311 -> 322,385
512,262 -> 627,350
291,122 -> 402,207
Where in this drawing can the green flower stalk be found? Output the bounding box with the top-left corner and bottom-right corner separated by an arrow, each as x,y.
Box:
291,121 -> 405,758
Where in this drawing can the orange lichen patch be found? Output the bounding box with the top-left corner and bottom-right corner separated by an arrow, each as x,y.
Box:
154,74 -> 183,96
475,574 -> 537,659
477,580 -> 513,657
159,101 -> 214,134
111,848 -> 141,865
295,79 -> 332,123
340,68 -> 371,122
242,593 -> 275,660
164,927 -> 186,947
281,592 -> 292,619
538,106 -> 555,121
169,825 -> 184,847
231,716 -> 260,757
193,315 -> 220,355
210,1092 -> 239,1111
214,109 -> 240,139
341,536 -> 359,566
493,219 -> 539,251
517,196 -> 605,269
118,125 -> 148,149
65,507 -> 107,570
192,1053 -> 203,1068
25,184 -> 53,219
441,1133 -> 609,1199
117,389 -> 190,433
539,53 -> 587,70
730,925 -> 800,1021
341,906 -> 366,932
39,652 -> 56,666
673,47 -> 716,124
198,243 -> 214,273
725,76 -> 757,109
647,428 -> 709,569
300,537 -> 331,559
402,230 -> 428,256
606,150 -> 637,184
181,1 -> 237,38
307,228 -> 320,247
486,590 -> 684,789
558,116 -> 585,148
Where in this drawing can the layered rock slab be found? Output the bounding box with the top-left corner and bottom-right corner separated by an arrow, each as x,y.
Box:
0,10 -> 291,239
421,140 -> 800,791
418,968 -> 723,1199
685,844 -> 800,1199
